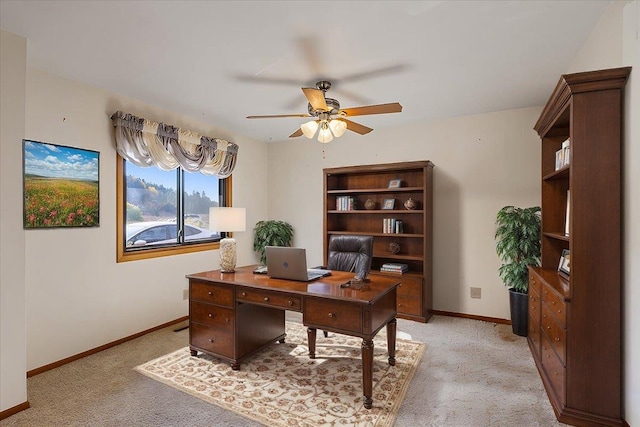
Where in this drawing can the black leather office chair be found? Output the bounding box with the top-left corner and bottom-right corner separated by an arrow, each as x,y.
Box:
326,235 -> 373,280
317,235 -> 373,338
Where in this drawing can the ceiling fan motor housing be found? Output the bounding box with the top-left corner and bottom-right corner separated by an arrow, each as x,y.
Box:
308,97 -> 341,116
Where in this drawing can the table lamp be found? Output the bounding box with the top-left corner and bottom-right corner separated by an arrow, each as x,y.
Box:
209,207 -> 246,273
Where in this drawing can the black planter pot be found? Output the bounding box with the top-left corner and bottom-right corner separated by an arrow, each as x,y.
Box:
509,288 -> 529,337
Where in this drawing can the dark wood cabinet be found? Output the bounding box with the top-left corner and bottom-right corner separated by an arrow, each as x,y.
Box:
531,67 -> 630,427
323,161 -> 434,322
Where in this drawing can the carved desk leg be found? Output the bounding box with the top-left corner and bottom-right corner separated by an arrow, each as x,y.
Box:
307,327 -> 317,359
387,318 -> 397,366
362,338 -> 374,409
190,348 -> 197,356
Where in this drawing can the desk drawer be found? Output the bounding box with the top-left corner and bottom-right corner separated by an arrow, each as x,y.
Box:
304,299 -> 362,334
237,288 -> 302,311
191,281 -> 234,307
190,322 -> 234,358
190,301 -> 233,330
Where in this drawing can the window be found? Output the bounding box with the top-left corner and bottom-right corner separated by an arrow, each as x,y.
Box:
116,156 -> 231,262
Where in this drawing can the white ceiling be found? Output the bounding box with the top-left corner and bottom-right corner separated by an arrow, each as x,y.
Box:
0,0 -> 610,143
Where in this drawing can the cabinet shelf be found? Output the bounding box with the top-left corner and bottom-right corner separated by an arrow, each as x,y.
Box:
324,161 -> 434,322
543,166 -> 569,181
327,230 -> 423,238
327,187 -> 423,194
327,210 -> 424,214
542,231 -> 569,241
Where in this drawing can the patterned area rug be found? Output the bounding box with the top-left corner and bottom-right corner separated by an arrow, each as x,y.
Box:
135,321 -> 425,426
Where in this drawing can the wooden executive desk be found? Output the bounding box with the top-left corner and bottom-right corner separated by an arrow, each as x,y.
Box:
187,265 -> 399,409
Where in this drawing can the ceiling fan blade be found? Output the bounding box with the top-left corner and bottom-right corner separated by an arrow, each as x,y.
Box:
302,87 -> 328,111
340,102 -> 403,117
289,128 -> 303,138
246,114 -> 310,119
342,118 -> 373,135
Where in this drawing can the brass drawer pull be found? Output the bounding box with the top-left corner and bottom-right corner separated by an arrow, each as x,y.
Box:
208,313 -> 213,318
241,292 -> 247,297
264,297 -> 270,302
208,338 -> 214,343
328,313 -> 334,318
555,337 -> 560,342
224,318 -> 229,323
208,291 -> 213,296
288,300 -> 294,306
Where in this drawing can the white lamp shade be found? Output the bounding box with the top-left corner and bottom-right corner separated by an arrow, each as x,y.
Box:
329,119 -> 347,137
318,125 -> 334,143
209,207 -> 246,232
300,120 -> 319,139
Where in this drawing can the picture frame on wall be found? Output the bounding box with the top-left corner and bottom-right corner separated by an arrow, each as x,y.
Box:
558,249 -> 570,277
23,139 -> 100,229
382,199 -> 395,210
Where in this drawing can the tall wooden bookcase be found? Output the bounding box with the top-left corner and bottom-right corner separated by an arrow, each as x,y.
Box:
323,161 -> 434,322
530,67 -> 630,426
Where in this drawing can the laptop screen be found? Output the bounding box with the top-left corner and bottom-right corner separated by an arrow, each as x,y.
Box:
266,246 -> 328,281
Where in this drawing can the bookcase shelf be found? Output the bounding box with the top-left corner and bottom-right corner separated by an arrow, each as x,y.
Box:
530,66 -> 630,427
324,161 -> 434,322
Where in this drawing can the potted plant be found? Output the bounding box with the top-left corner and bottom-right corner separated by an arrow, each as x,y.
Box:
495,206 -> 541,336
253,220 -> 294,265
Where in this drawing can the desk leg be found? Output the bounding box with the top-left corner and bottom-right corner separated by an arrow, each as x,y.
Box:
387,318 -> 397,366
307,327 -> 317,359
362,338 -> 374,409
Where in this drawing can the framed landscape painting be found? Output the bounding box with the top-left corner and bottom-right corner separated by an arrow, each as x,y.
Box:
23,139 -> 100,228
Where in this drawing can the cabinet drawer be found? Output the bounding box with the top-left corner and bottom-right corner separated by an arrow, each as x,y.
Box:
190,322 -> 234,358
529,270 -> 541,294
529,287 -> 541,324
541,335 -> 566,403
528,315 -> 541,357
541,285 -> 566,327
541,303 -> 566,365
304,299 -> 362,334
191,281 -> 234,307
237,288 -> 302,311
190,301 -> 234,330
397,277 -> 422,298
397,296 -> 422,316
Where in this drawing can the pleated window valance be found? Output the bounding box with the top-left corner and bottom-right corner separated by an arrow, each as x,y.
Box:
111,111 -> 238,178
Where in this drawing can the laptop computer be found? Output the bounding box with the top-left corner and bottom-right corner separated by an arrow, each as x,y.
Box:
265,246 -> 331,282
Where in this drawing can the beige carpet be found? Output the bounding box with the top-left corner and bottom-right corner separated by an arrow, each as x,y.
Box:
134,321 -> 424,427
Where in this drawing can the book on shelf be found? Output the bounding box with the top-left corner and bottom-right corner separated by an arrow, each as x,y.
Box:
564,189 -> 570,236
380,262 -> 409,273
555,138 -> 570,170
336,196 -> 355,211
382,218 -> 403,234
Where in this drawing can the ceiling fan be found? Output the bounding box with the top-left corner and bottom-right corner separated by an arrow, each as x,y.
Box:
246,80 -> 402,143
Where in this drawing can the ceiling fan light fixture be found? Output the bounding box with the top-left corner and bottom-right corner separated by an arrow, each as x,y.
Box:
318,122 -> 334,143
300,120 -> 318,139
329,119 -> 347,138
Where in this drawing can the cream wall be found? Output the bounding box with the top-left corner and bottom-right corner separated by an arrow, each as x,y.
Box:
0,30 -> 28,413
568,0 -> 640,423
22,69 -> 266,371
266,107 -> 541,320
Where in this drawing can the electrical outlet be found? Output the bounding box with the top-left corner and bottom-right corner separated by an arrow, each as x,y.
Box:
470,287 -> 481,299
183,289 -> 189,300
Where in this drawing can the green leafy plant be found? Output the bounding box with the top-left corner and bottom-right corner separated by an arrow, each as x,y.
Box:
253,220 -> 294,265
495,206 -> 541,293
